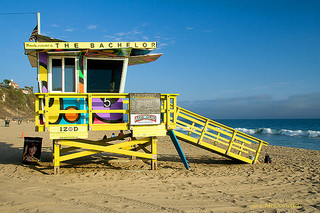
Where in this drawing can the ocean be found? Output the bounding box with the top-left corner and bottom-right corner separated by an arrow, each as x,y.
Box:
215,119 -> 320,151
175,118 -> 320,151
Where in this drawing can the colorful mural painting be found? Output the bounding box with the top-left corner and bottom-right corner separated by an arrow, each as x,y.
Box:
39,52 -> 48,93
46,97 -> 123,125
92,98 -> 123,124
78,53 -> 84,93
128,53 -> 163,66
48,98 -> 86,125
85,48 -> 131,58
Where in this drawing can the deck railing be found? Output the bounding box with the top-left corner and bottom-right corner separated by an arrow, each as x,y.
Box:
35,93 -> 178,132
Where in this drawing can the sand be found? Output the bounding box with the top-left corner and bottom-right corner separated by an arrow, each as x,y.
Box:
0,120 -> 319,212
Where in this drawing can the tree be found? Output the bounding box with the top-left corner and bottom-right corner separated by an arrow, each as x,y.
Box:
3,79 -> 10,85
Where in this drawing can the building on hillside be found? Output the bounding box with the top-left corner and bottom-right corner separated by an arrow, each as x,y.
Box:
20,88 -> 32,94
9,79 -> 19,89
1,79 -> 20,89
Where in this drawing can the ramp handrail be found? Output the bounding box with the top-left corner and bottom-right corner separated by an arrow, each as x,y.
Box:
174,106 -> 268,164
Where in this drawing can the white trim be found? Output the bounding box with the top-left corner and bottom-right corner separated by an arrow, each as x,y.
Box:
48,56 -> 78,93
47,57 -> 52,93
75,57 -> 79,93
61,58 -> 65,92
37,12 -> 40,35
84,58 -> 87,93
119,58 -> 129,93
84,57 -> 127,93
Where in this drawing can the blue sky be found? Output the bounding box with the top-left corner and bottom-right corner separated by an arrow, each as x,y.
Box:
1,0 -> 319,119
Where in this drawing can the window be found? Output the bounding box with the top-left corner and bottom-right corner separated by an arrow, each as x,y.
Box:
52,59 -> 62,91
51,57 -> 76,92
64,58 -> 75,92
87,59 -> 123,93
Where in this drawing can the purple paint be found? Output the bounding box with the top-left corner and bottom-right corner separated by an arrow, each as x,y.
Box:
42,86 -> 48,93
92,98 -> 123,123
39,52 -> 47,65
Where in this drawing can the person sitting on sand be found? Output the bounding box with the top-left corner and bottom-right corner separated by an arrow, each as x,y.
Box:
118,130 -> 125,140
22,142 -> 39,163
118,130 -> 124,136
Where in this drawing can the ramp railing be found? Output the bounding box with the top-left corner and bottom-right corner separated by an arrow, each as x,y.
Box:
173,106 -> 268,164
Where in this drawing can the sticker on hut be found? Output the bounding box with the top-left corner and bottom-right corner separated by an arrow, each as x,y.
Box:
131,114 -> 160,125
22,137 -> 42,164
129,93 -> 161,125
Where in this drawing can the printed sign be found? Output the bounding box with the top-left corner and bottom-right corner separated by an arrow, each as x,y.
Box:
25,42 -> 157,50
49,125 -> 88,139
129,93 -> 161,125
130,114 -> 161,125
22,137 -> 42,164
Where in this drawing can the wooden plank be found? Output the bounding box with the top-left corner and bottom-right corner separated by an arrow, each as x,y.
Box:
151,137 -> 157,170
59,140 -> 153,159
60,150 -> 101,162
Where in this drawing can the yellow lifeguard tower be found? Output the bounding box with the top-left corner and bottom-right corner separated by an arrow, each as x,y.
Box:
24,34 -> 268,174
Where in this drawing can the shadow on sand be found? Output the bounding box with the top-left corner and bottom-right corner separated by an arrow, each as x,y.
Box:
158,154 -> 244,169
0,141 -> 54,174
0,141 -> 244,175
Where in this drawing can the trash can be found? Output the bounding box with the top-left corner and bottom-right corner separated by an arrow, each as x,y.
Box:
5,120 -> 10,127
22,137 -> 42,164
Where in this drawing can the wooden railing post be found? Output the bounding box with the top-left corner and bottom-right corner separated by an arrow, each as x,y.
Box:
151,137 -> 157,170
172,96 -> 177,126
166,95 -> 170,129
162,98 -> 167,124
198,119 -> 209,144
44,94 -> 49,131
253,141 -> 263,164
214,132 -> 220,146
238,141 -> 245,156
226,130 -> 237,155
35,95 -> 39,127
188,122 -> 195,136
53,140 -> 61,175
88,94 -> 92,131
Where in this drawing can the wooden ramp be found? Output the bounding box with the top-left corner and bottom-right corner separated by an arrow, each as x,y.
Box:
173,106 -> 269,164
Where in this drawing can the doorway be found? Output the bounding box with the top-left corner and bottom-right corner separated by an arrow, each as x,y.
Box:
87,59 -> 123,93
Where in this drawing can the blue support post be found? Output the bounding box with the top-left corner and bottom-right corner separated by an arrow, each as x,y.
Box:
168,130 -> 190,170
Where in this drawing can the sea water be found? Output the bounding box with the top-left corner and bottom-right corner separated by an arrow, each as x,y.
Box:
215,119 -> 320,151
175,119 -> 320,151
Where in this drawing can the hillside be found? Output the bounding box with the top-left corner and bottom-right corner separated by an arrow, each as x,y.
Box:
0,87 -> 35,120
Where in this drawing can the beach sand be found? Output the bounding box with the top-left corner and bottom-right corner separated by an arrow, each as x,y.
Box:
0,120 -> 319,212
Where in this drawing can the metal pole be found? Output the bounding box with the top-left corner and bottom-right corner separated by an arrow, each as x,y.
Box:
37,11 -> 40,35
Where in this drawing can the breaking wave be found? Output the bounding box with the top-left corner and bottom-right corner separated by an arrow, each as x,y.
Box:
175,126 -> 320,138
235,128 -> 320,138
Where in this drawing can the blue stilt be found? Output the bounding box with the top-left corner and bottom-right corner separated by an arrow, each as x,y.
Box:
168,130 -> 190,170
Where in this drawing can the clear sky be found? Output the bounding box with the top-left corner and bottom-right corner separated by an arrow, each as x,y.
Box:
1,0 -> 319,119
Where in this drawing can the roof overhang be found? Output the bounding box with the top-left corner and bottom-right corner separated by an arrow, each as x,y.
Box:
24,41 -> 160,67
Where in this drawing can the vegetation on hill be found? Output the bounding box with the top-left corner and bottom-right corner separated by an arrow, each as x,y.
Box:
0,87 -> 34,120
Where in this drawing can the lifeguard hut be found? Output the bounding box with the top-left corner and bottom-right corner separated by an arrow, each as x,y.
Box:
24,34 -> 268,174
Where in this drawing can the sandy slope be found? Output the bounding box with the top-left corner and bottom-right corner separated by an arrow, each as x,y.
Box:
0,120 -> 319,212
